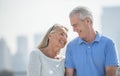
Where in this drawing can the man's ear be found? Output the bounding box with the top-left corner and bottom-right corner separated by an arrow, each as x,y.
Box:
85,17 -> 91,24
84,17 -> 91,29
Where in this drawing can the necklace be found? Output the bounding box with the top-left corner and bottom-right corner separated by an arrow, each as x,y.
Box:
39,49 -> 65,75
47,60 -> 64,75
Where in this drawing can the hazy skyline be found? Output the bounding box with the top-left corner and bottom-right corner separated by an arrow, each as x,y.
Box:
0,0 -> 120,54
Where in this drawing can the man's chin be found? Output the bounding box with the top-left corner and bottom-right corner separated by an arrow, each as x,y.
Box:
79,35 -> 82,38
61,45 -> 65,48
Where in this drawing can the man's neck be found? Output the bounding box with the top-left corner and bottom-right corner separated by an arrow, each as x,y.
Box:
84,31 -> 96,43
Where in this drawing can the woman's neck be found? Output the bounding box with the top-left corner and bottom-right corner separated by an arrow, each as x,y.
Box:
41,46 -> 60,59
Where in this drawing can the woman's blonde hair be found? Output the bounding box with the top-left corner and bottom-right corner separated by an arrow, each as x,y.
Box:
38,23 -> 68,49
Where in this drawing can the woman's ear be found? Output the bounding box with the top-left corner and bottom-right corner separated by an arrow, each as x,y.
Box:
48,33 -> 52,39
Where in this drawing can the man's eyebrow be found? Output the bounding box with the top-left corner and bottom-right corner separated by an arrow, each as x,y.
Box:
72,24 -> 77,26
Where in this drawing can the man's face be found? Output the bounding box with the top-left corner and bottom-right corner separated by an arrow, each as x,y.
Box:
70,14 -> 90,39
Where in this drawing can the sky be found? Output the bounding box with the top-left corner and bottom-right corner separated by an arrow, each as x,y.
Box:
0,0 -> 120,54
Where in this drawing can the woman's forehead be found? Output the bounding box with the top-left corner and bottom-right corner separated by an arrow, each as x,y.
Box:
55,27 -> 67,33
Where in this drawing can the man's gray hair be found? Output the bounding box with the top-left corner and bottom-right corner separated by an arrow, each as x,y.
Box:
69,6 -> 93,23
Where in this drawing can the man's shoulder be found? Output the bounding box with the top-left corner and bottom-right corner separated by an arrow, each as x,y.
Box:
99,34 -> 114,43
100,34 -> 112,40
68,37 -> 80,45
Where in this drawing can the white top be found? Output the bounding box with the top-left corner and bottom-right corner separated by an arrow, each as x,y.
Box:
27,48 -> 65,76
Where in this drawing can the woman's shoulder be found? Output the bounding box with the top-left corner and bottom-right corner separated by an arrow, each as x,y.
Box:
29,48 -> 41,57
28,48 -> 42,65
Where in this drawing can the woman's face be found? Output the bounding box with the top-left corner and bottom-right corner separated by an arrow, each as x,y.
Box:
49,27 -> 68,48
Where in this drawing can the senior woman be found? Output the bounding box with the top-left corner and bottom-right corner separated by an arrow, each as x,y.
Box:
27,24 -> 68,76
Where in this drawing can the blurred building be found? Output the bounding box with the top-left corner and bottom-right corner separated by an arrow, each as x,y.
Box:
101,6 -> 120,60
101,6 -> 120,76
12,36 -> 28,72
34,33 -> 43,46
0,38 -> 12,71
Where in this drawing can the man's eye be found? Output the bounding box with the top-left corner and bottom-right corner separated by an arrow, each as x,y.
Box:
60,33 -> 64,36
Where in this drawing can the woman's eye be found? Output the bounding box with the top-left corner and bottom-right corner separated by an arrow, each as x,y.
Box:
60,33 -> 64,36
61,33 -> 64,35
60,33 -> 67,38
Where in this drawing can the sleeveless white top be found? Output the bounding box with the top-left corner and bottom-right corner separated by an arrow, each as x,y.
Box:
27,48 -> 65,76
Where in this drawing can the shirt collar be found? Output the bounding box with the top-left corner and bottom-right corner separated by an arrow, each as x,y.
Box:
78,37 -> 84,44
78,32 -> 101,44
94,32 -> 101,42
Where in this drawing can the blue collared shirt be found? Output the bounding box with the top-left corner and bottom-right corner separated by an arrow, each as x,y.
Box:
65,33 -> 119,76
